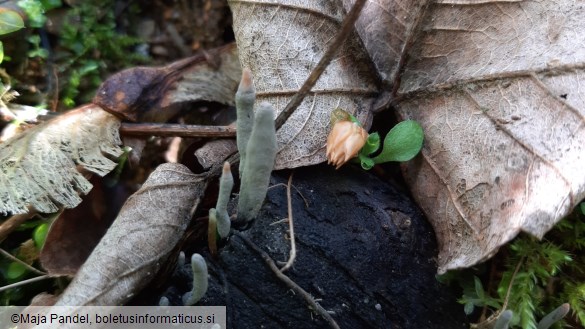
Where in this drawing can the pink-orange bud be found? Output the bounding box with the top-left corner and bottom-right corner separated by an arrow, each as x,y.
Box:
326,120 -> 368,169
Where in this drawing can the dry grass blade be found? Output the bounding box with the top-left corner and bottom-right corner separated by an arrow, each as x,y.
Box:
280,172 -> 296,272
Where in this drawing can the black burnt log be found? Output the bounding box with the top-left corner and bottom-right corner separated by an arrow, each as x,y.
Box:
157,165 -> 468,329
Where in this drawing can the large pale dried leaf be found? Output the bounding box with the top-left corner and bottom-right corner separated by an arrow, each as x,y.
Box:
229,0 -> 379,169
54,163 -> 206,306
341,0 -> 430,86
0,105 -> 123,215
395,0 -> 585,272
233,0 -> 585,273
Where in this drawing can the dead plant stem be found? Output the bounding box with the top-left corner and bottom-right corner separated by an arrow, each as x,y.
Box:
234,232 -> 340,329
120,123 -> 236,138
0,275 -> 52,293
274,0 -> 367,130
280,172 -> 296,272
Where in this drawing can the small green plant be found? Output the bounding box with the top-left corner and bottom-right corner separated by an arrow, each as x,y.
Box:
17,0 -> 59,28
441,202 -> 585,329
326,109 -> 424,170
16,0 -> 58,60
3,1 -> 147,108
358,119 -> 424,170
57,1 -> 147,107
459,275 -> 502,315
0,8 -> 25,63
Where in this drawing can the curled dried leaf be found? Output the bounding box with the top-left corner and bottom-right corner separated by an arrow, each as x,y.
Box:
54,163 -> 207,306
0,105 -> 123,215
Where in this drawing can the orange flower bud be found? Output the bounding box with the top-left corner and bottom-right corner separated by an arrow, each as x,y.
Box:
326,120 -> 368,169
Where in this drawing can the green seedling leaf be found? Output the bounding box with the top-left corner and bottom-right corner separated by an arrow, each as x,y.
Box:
372,120 -> 424,163
0,41 -> 4,64
6,261 -> 27,280
33,223 -> 49,249
360,132 -> 380,156
0,9 -> 25,35
580,202 -> 585,215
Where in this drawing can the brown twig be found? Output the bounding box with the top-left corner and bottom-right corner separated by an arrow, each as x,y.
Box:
502,256 -> 525,311
0,211 -> 37,243
207,0 -> 366,179
268,183 -> 309,209
120,123 -> 236,138
274,0 -> 367,130
234,232 -> 340,329
280,172 -> 296,272
472,256 -> 525,328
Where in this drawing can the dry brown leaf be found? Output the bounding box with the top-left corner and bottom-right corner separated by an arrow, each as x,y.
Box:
40,177 -> 115,277
94,43 -> 241,123
0,105 -> 123,215
341,0 -> 429,87
54,163 -> 206,306
229,0 -> 379,169
396,0 -> 585,272
0,44 -> 240,217
231,0 -> 585,272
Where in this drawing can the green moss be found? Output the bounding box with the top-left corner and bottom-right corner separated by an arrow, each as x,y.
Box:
442,204 -> 585,328
57,1 -> 148,106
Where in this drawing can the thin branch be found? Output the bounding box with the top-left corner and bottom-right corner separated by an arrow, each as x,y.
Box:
0,248 -> 47,276
0,275 -> 52,293
274,0 -> 367,130
268,183 -> 309,209
502,256 -> 525,311
207,0 -> 366,179
473,256 -> 525,328
0,211 -> 37,243
120,123 -> 236,138
280,172 -> 296,272
234,232 -> 340,329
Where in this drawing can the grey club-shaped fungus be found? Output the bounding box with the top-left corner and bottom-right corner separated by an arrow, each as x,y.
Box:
182,253 -> 208,306
236,100 -> 277,222
235,68 -> 255,177
215,162 -> 233,238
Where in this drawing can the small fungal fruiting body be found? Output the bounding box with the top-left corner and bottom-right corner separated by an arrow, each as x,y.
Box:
237,102 -> 277,222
